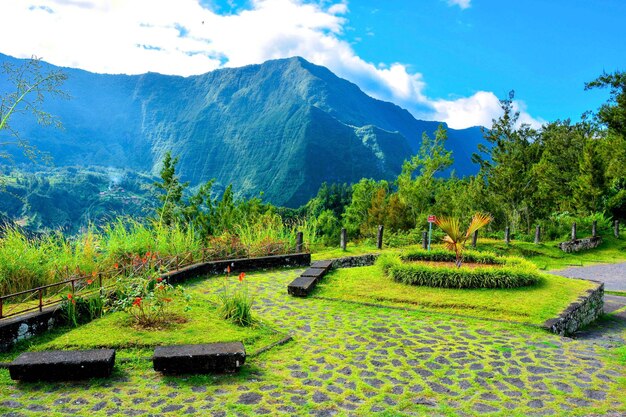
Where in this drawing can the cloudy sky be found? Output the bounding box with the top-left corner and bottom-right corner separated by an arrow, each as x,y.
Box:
1,0 -> 624,129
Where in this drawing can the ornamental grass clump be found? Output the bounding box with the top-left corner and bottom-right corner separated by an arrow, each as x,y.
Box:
216,268 -> 254,327
377,251 -> 542,289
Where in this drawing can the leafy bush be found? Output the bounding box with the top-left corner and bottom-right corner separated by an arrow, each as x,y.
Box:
541,212 -> 613,241
216,271 -> 254,326
61,289 -> 104,327
378,251 -> 541,289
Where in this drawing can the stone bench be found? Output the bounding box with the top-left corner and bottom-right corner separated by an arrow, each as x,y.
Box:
153,342 -> 246,374
287,260 -> 334,297
8,349 -> 116,381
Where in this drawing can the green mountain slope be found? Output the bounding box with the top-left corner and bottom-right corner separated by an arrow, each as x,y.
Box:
1,54 -> 484,207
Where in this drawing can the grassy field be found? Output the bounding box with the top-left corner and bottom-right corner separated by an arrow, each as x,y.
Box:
0,275 -> 284,363
1,268 -> 624,417
313,235 -> 626,271
314,264 -> 593,324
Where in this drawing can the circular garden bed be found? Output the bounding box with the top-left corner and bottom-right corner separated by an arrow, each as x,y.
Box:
377,249 -> 542,289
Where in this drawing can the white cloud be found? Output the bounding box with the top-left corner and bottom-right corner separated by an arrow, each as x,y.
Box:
0,0 -> 540,129
447,0 -> 471,10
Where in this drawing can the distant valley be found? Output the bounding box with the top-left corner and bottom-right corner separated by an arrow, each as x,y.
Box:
0,53 -> 485,230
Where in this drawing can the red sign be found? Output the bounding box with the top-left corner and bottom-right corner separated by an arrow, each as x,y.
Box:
427,215 -> 437,223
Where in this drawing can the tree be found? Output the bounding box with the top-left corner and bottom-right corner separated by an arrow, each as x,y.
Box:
153,151 -> 189,227
397,124 -> 453,222
342,179 -> 387,236
472,91 -> 541,232
585,70 -> 626,137
0,56 -> 68,164
585,71 -> 626,219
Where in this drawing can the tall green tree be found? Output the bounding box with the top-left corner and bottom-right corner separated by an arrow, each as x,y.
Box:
473,91 -> 541,232
397,124 -> 453,223
153,151 -> 188,227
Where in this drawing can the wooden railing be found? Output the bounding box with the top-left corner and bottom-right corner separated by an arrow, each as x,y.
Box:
0,242 -> 304,320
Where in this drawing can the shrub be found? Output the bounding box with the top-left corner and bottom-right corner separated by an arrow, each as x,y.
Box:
216,271 -> 254,326
378,251 -> 542,289
61,290 -> 104,327
111,270 -> 189,328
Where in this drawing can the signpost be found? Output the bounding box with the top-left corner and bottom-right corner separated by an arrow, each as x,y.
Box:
427,215 -> 436,251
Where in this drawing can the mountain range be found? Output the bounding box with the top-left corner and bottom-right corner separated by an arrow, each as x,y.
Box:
1,53 -> 484,207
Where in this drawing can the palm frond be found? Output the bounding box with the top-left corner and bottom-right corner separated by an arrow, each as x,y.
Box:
465,212 -> 492,238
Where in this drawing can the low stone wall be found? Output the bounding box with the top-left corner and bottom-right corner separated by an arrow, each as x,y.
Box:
543,281 -> 604,336
163,253 -> 311,284
329,254 -> 380,269
0,253 -> 311,352
0,306 -> 61,352
559,236 -> 602,253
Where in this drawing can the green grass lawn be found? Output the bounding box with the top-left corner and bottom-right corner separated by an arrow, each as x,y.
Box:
314,264 -> 594,325
312,235 -> 626,271
0,275 -> 284,362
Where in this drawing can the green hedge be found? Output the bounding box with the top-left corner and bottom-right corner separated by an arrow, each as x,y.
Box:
377,251 -> 542,289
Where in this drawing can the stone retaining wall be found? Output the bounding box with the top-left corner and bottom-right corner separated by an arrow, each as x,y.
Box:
543,281 -> 604,336
329,254 -> 380,269
0,306 -> 60,352
0,253 -> 311,352
559,237 -> 602,253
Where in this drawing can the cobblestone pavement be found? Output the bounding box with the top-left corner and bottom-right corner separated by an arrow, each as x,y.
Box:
1,269 -> 625,417
551,262 -> 626,291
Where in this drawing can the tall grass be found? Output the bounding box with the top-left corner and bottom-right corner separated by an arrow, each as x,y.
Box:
0,226 -> 52,295
1,215 -> 303,297
102,218 -> 201,265
235,213 -> 307,256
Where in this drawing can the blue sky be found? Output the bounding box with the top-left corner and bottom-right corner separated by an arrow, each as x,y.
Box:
0,0 -> 624,129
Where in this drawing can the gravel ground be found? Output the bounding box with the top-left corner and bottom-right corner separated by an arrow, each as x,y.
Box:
551,263 -> 626,291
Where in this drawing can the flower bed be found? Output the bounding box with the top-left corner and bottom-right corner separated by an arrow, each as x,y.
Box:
377,249 -> 542,289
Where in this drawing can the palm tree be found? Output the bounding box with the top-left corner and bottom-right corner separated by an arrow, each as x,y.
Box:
435,213 -> 492,267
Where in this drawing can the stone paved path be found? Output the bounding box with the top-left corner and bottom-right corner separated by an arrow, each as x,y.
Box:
1,268 -> 625,416
551,262 -> 626,291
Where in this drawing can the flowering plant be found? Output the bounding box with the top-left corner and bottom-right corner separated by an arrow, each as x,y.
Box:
216,269 -> 254,326
111,269 -> 189,328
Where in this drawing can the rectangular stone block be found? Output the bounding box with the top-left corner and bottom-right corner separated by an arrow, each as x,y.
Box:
300,267 -> 326,278
287,275 -> 317,297
311,260 -> 333,271
9,349 -> 115,381
153,342 -> 245,375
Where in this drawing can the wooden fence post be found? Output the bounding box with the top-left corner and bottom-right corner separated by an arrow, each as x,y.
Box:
340,228 -> 347,251
571,222 -> 577,241
592,221 -> 597,238
534,226 -> 541,244
377,225 -> 384,250
296,231 -> 303,253
422,232 -> 428,249
471,230 -> 478,248
504,227 -> 510,244
615,220 -> 620,238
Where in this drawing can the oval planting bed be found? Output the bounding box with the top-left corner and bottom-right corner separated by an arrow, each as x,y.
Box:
378,249 -> 542,289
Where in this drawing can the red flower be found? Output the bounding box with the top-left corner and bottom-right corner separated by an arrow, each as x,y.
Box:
132,297 -> 142,307
67,293 -> 73,300
87,279 -> 93,285
146,251 -> 151,257
114,263 -> 119,269
238,272 -> 245,282
156,277 -> 163,283
163,298 -> 172,303
91,271 -> 97,277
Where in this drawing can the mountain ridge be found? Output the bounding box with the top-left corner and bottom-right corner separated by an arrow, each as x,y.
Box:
0,53 -> 484,207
